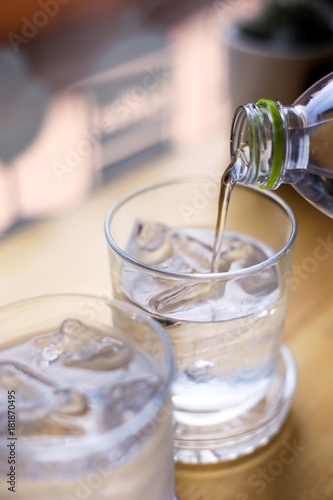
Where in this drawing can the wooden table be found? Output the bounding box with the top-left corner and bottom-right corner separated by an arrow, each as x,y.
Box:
0,134 -> 332,499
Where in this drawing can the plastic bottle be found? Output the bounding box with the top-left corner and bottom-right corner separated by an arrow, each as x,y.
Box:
230,72 -> 333,217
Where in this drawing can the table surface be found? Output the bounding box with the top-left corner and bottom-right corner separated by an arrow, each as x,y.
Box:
0,134 -> 332,500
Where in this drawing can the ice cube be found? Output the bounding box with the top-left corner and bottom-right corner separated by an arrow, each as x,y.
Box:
53,388 -> 88,416
103,375 -> 160,429
217,234 -> 268,272
218,234 -> 279,296
36,319 -> 133,371
126,219 -> 172,265
239,266 -> 279,296
0,361 -> 88,436
184,360 -> 215,383
148,282 -> 216,315
169,229 -> 213,273
0,361 -> 54,416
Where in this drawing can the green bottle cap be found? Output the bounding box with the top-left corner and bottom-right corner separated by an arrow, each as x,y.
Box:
256,99 -> 283,189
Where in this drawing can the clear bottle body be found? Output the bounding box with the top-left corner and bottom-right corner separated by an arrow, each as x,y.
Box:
230,72 -> 333,217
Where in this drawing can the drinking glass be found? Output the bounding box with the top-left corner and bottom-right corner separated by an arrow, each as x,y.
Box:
105,178 -> 297,464
0,294 -> 175,499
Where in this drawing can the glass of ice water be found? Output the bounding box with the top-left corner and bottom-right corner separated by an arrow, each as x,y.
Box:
0,294 -> 176,500
105,178 -> 298,464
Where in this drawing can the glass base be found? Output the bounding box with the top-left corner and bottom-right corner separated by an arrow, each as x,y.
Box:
174,344 -> 297,464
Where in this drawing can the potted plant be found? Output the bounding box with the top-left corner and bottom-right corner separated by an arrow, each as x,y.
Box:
224,0 -> 333,108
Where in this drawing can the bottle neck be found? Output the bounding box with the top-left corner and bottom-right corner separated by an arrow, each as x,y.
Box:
230,99 -> 307,189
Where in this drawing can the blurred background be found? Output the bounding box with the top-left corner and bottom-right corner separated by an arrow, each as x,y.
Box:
1,0 -> 333,236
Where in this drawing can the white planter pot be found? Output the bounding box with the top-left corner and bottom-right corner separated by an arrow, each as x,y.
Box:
224,25 -> 333,109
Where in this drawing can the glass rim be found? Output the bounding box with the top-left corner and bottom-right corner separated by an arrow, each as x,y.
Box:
0,293 -> 174,460
105,176 -> 297,281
